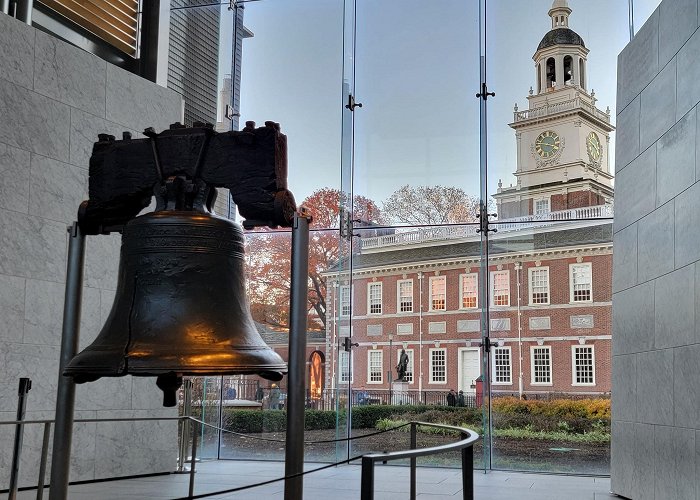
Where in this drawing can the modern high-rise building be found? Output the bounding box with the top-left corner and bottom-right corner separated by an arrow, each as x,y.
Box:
167,0 -> 221,126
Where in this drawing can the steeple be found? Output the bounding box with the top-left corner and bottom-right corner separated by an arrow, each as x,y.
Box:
549,0 -> 571,29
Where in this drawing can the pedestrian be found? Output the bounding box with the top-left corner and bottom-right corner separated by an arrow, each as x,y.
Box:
255,386 -> 264,402
446,389 -> 456,407
270,384 -> 281,410
457,390 -> 465,407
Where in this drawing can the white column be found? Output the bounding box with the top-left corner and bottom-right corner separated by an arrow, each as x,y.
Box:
555,55 -> 565,89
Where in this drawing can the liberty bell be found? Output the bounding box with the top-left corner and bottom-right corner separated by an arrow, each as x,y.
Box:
64,121 -> 297,406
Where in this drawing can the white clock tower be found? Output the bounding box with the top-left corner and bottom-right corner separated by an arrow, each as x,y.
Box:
494,0 -> 615,219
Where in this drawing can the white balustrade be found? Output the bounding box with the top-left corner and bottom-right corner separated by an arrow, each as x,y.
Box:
360,204 -> 614,250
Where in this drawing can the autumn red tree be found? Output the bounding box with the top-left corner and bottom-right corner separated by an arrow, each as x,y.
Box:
245,188 -> 382,331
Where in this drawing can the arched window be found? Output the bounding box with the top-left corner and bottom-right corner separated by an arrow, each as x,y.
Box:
546,57 -> 556,89
579,58 -> 585,89
563,56 -> 573,85
537,63 -> 542,93
308,351 -> 325,401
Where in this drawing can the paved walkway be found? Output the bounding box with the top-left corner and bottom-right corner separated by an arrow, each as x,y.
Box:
3,460 -> 617,499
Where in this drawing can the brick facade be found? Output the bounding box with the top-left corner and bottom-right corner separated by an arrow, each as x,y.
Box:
326,235 -> 612,398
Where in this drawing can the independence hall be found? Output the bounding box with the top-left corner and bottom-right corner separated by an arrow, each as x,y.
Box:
325,2 -> 614,399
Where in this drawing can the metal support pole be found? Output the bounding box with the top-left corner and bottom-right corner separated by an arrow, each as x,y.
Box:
360,457 -> 374,500
14,0 -> 31,23
1,0 -> 10,14
177,380 -> 193,472
36,422 -> 51,500
284,209 -> 311,500
49,222 -> 86,500
461,433 -> 474,500
9,377 -> 32,500
188,425 -> 198,498
410,423 -> 417,500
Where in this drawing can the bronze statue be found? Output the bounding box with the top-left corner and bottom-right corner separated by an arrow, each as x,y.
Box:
396,349 -> 409,381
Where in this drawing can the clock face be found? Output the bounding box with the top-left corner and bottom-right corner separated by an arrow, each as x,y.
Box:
535,130 -> 560,158
586,131 -> 602,162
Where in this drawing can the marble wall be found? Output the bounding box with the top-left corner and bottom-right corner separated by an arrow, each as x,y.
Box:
0,13 -> 184,488
612,0 -> 700,498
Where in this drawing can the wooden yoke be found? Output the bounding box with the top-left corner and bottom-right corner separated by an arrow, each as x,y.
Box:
78,121 -> 296,234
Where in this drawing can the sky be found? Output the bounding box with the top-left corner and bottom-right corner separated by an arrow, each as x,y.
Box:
207,0 -> 663,208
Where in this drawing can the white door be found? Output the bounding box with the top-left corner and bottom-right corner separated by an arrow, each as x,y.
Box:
459,348 -> 481,394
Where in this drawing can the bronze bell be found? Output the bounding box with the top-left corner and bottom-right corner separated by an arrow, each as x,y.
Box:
64,210 -> 287,406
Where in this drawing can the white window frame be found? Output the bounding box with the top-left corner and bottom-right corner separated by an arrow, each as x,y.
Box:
339,285 -> 351,317
367,350 -> 383,384
534,198 -> 550,215
530,346 -> 552,385
569,263 -> 593,303
339,350 -> 353,383
367,282 -> 382,315
492,346 -> 512,385
396,279 -> 414,313
429,348 -> 447,384
459,273 -> 478,309
429,276 -> 446,311
571,345 -> 596,386
528,266 -> 550,305
397,348 -> 415,384
490,270 -> 510,307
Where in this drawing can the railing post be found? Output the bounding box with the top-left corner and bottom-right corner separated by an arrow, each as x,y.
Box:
360,456 -> 375,500
178,380 -> 193,472
410,423 -> 417,500
284,209 -> 311,500
461,432 -> 474,500
9,377 -> 32,500
36,422 -> 51,500
188,421 -> 198,498
49,222 -> 86,500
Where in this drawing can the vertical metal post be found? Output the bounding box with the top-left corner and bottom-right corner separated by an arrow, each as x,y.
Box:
14,0 -> 31,23
1,0 -> 10,14
188,423 -> 198,498
410,423 -> 417,500
9,377 -> 32,500
49,222 -> 86,500
36,422 -> 51,500
360,457 -> 374,500
284,209 -> 311,500
178,380 -> 193,472
461,434 -> 474,500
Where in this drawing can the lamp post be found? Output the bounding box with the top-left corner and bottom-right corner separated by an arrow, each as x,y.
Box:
388,333 -> 394,404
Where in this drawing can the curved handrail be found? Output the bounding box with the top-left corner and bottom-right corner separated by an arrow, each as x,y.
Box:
360,421 -> 479,500
361,421 -> 479,462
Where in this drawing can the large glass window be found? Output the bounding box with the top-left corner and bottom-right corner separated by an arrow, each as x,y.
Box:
397,279 -> 413,313
570,263 -> 593,302
531,346 -> 552,385
368,282 -> 383,314
368,350 -> 383,383
528,267 -> 550,305
429,348 -> 447,384
429,276 -> 446,311
573,345 -> 595,385
491,270 -> 510,307
460,273 -> 478,309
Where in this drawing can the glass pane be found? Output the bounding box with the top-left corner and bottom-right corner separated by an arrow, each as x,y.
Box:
238,0 -> 345,219
345,0 -> 484,468
485,0 -> 619,473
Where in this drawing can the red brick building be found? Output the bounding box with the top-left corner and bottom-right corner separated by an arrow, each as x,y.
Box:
323,1 -> 614,400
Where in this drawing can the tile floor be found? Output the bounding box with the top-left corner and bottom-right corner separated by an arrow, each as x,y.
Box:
3,460 -> 619,499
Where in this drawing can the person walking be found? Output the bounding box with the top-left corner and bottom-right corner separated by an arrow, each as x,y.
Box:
457,390 -> 465,407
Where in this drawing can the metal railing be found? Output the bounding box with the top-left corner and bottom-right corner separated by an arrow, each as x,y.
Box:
2,414 -> 478,500
360,204 -> 614,250
360,422 -> 479,500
